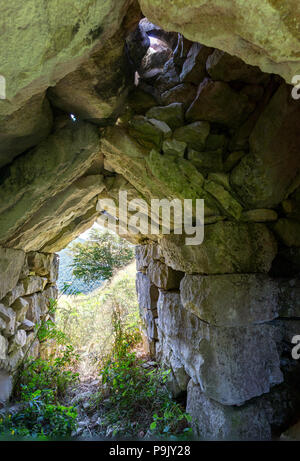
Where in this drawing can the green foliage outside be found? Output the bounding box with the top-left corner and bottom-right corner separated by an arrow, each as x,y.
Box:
88,306 -> 192,440
0,297 -> 79,441
69,229 -> 135,283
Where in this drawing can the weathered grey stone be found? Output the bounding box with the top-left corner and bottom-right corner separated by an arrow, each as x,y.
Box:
273,219 -> 300,247
23,276 -> 48,296
9,175 -> 104,252
186,381 -> 271,441
180,274 -> 279,326
0,335 -> 8,360
278,278 -> 300,318
206,49 -> 268,84
0,122 -> 101,247
160,222 -> 277,274
27,252 -> 59,282
11,297 -> 29,322
0,370 -> 13,403
48,30 -> 130,124
146,103 -> 184,129
136,272 -> 159,311
157,291 -> 282,405
231,84 -> 300,208
0,247 -> 25,300
148,119 -> 172,139
173,121 -> 210,151
0,305 -> 16,337
135,244 -> 161,271
186,78 -> 252,127
146,260 -> 183,290
180,43 -> 212,84
0,93 -> 53,169
154,58 -> 180,92
161,83 -> 197,109
162,139 -> 186,157
20,319 -> 35,332
8,329 -> 26,353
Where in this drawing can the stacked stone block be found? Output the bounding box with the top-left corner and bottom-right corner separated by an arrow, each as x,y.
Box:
0,247 -> 58,403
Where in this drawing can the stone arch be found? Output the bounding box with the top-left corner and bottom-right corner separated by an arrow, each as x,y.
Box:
1,0 -> 300,441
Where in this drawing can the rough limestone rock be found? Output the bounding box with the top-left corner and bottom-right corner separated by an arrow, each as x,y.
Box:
157,291 -> 283,405
278,278 -> 300,317
162,139 -> 186,157
0,0 -> 134,116
180,274 -> 279,326
146,260 -> 183,290
0,94 -> 53,169
159,222 -> 277,274
206,49 -> 269,84
186,78 -> 252,127
231,84 -> 300,208
0,121 -> 101,247
0,336 -> 8,361
146,103 -> 184,129
186,381 -> 271,441
161,83 -> 197,109
173,121 -> 210,151
203,180 -> 243,220
139,0 -> 300,82
180,43 -> 212,84
129,116 -> 171,148
8,175 -> 104,252
136,272 -> 159,311
0,247 -> 25,300
27,253 -> 59,282
48,31 -> 131,125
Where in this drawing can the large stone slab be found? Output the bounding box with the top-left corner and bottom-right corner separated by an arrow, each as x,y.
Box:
146,260 -> 183,290
231,84 -> 300,208
0,247 -> 25,300
159,222 -> 277,274
185,78 -> 252,127
180,274 -> 279,326
186,381 -> 271,441
0,94 -> 53,169
157,291 -> 282,405
0,121 -> 101,247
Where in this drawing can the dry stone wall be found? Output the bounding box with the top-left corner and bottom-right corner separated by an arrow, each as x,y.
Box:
0,247 -> 58,403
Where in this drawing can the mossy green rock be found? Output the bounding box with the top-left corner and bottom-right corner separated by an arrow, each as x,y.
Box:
160,221 -> 277,274
146,103 -> 184,129
188,148 -> 223,172
173,121 -> 210,150
0,121 -> 101,246
204,180 -> 243,219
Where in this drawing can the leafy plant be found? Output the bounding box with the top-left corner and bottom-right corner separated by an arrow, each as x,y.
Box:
91,307 -> 192,439
70,229 -> 135,283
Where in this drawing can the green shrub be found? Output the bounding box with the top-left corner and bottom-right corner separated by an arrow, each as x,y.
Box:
70,229 -> 135,282
92,308 -> 192,439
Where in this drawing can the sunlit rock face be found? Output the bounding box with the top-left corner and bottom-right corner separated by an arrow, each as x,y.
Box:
139,0 -> 300,83
1,2 -> 300,439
